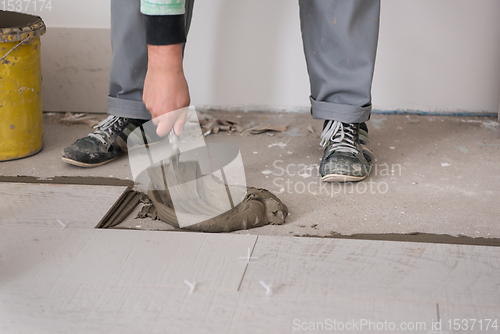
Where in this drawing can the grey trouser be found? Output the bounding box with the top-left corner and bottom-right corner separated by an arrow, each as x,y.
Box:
108,0 -> 195,120
108,0 -> 380,124
299,0 -> 380,123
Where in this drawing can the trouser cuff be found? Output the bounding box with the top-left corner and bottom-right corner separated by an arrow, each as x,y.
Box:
107,96 -> 151,120
310,96 -> 371,123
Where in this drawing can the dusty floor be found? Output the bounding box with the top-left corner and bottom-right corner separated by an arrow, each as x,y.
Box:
1,111 -> 499,239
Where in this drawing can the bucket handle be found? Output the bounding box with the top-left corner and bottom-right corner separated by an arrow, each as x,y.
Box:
0,37 -> 30,63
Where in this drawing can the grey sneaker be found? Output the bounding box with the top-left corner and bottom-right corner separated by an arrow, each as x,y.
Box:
319,120 -> 374,182
62,115 -> 156,167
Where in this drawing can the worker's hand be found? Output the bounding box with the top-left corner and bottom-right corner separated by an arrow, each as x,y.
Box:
143,44 -> 190,137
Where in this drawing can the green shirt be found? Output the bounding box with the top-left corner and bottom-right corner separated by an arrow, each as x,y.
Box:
140,0 -> 186,16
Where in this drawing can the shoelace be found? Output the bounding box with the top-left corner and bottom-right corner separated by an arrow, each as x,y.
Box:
319,120 -> 359,154
88,115 -> 127,145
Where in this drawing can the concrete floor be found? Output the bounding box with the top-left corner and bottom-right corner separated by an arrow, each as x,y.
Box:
2,111 -> 499,239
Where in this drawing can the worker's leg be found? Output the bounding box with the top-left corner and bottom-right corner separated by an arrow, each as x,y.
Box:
62,0 -> 195,167
299,0 -> 379,123
299,0 -> 380,181
108,0 -> 195,120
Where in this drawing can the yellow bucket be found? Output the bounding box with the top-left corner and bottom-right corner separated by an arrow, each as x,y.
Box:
0,10 -> 46,161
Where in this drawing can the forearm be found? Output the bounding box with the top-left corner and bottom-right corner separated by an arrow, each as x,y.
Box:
143,43 -> 190,136
140,0 -> 190,137
147,44 -> 184,72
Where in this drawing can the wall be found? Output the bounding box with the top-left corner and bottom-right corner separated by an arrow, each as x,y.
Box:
13,0 -> 500,114
2,0 -> 110,28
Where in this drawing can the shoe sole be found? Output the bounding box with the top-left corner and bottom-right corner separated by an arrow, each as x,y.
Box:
62,156 -> 119,168
61,139 -> 166,168
321,174 -> 367,182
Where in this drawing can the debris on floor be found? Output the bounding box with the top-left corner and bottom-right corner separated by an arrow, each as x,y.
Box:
59,112 -> 106,127
136,202 -> 158,220
199,114 -> 243,135
199,112 -> 291,136
249,125 -> 288,134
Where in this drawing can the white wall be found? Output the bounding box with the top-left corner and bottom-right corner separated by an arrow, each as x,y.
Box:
374,0 -> 500,113
19,0 -> 500,114
13,0 -> 110,28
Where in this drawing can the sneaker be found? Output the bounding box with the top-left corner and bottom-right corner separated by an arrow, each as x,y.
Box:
319,120 -> 374,182
62,115 -> 153,167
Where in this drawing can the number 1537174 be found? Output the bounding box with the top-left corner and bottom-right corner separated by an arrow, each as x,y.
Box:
2,0 -> 52,12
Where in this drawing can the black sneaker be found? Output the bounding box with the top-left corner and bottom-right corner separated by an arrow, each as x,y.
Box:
319,120 -> 374,182
62,115 -> 153,167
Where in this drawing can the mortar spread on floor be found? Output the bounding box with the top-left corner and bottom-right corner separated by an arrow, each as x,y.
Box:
145,158 -> 289,233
